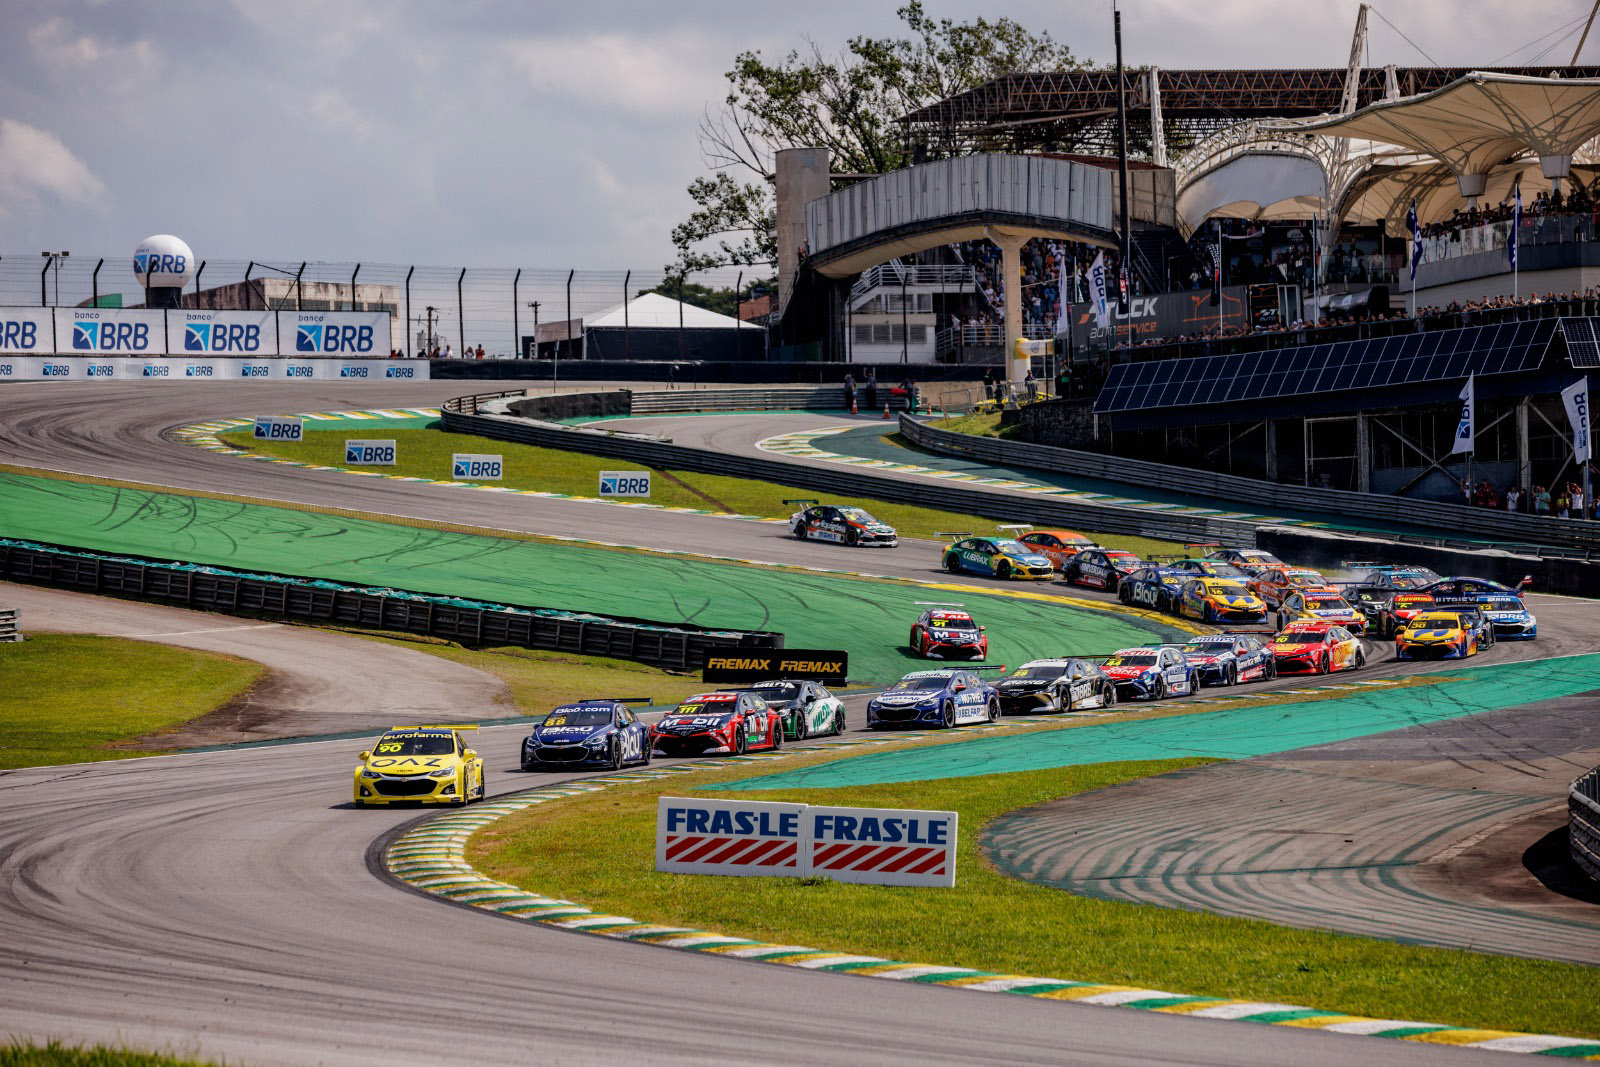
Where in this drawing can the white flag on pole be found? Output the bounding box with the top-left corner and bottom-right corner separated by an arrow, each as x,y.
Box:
1088,252 -> 1110,329
1450,373 -> 1476,455
1562,378 -> 1591,464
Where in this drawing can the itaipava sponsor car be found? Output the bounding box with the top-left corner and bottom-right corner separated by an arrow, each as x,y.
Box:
1275,588 -> 1368,634
353,725 -> 485,806
1269,622 -> 1365,674
867,668 -> 1001,729
1175,578 -> 1268,624
1178,634 -> 1275,686
1017,528 -> 1099,570
994,658 -> 1117,714
521,699 -> 652,771
1476,593 -> 1537,639
1394,610 -> 1481,660
1062,548 -> 1145,592
941,535 -> 1054,580
650,692 -> 784,756
909,607 -> 988,659
789,502 -> 897,546
736,679 -> 846,740
1117,566 -> 1190,613
1100,647 -> 1198,701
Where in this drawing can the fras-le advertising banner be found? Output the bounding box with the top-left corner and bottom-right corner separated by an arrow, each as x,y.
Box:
655,797 -> 957,887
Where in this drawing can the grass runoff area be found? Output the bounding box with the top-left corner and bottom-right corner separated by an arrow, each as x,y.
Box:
0,1044 -> 219,1067
0,471 -> 1185,685
217,424 -> 1184,560
0,634 -> 262,768
470,751 -> 1600,1041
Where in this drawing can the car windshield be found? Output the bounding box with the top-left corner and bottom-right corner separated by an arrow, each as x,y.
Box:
1389,572 -> 1433,588
1304,597 -> 1347,611
1179,643 -> 1227,656
1207,582 -> 1251,596
540,709 -> 611,726
890,677 -> 949,692
1009,664 -> 1068,681
373,732 -> 455,756
929,617 -> 976,631
1288,572 -> 1322,584
839,508 -> 878,523
1274,632 -> 1327,645
748,683 -> 804,701
1481,597 -> 1522,611
1412,615 -> 1461,628
1104,654 -> 1156,666
995,540 -> 1030,555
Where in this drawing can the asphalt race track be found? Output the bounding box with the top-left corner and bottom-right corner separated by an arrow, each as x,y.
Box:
0,381 -> 1594,1064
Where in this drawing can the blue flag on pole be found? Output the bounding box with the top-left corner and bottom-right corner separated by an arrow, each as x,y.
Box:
1451,373 -> 1476,455
1509,182 -> 1522,269
1407,200 -> 1422,281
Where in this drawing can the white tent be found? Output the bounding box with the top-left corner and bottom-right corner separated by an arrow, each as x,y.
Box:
584,292 -> 762,331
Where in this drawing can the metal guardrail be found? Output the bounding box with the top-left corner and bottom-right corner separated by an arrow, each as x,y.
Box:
1572,768 -> 1600,885
629,386 -> 911,415
0,608 -> 18,642
0,541 -> 781,670
900,414 -> 1600,556
442,390 -> 1259,543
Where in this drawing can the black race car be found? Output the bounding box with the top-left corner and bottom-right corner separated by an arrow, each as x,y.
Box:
521,699 -> 653,770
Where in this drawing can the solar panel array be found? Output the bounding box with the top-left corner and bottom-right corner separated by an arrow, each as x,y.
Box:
1093,320 -> 1555,415
1560,318 -> 1600,368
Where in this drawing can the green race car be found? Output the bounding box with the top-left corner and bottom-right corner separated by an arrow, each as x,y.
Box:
737,679 -> 845,740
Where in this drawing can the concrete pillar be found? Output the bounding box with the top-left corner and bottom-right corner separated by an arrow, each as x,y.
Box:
987,228 -> 1029,385
774,148 -> 831,317
1265,420 -> 1278,481
1355,413 -> 1371,494
1517,398 -> 1531,491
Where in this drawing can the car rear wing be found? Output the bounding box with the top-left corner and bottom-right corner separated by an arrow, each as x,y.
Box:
964,664 -> 1010,672
996,524 -> 1034,535
915,600 -> 967,607
782,498 -> 819,508
1184,542 -> 1222,552
406,723 -> 479,730
1147,553 -> 1187,563
600,696 -> 653,704
933,531 -> 972,541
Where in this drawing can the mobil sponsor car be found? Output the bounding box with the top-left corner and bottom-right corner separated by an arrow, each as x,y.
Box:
1062,548 -> 1145,592
521,699 -> 653,770
650,691 -> 784,756
867,667 -> 1001,729
909,605 -> 988,660
788,500 -> 897,546
1177,633 -> 1275,686
1099,646 -> 1197,701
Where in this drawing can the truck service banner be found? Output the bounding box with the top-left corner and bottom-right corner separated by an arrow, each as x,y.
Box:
656,797 -> 957,887
701,649 -> 849,686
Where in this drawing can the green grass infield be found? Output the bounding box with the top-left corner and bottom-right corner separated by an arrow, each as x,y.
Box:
469,752 -> 1600,1040
218,425 -> 1185,559
0,634 -> 264,769
0,1042 -> 219,1067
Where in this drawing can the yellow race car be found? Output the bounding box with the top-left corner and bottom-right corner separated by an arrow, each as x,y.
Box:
1395,611 -> 1479,660
354,725 -> 485,806
1175,578 -> 1268,624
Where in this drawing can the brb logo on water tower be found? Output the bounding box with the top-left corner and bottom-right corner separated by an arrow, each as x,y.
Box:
131,234 -> 195,291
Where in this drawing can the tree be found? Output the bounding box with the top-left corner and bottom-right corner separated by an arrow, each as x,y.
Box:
638,277 -> 776,319
671,3 -> 1081,273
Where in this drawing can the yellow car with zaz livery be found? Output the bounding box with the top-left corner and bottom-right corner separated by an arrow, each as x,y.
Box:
1395,611 -> 1479,661
354,725 -> 485,806
1175,578 -> 1268,624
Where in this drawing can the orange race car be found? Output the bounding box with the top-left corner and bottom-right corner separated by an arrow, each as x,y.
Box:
1013,527 -> 1100,570
1250,566 -> 1330,608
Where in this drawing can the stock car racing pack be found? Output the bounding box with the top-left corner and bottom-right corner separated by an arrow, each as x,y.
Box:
909,606 -> 989,659
994,659 -> 1117,713
521,700 -> 652,770
736,679 -> 846,739
1177,634 -> 1274,686
650,692 -> 784,756
1099,647 -> 1198,700
867,668 -> 1002,729
788,501 -> 898,546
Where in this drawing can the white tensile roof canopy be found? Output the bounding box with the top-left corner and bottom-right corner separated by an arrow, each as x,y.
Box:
1344,158 -> 1600,236
584,292 -> 760,331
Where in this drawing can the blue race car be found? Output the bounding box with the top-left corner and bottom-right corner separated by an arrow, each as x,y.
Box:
941,536 -> 1055,581
521,699 -> 653,771
1420,576 -> 1532,606
1117,566 -> 1191,614
1099,646 -> 1199,701
1476,593 -> 1537,639
1178,634 -> 1275,687
867,667 -> 1002,729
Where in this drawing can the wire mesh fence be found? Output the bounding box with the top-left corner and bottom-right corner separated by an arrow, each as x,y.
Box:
1,254 -> 755,359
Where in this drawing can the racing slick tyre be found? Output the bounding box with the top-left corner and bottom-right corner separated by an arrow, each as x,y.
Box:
941,702 -> 956,729
833,709 -> 846,735
1226,664 -> 1238,687
608,740 -> 624,771
770,722 -> 783,750
946,555 -> 962,574
1102,683 -> 1117,709
996,562 -> 1012,580
1319,653 -> 1331,675
735,728 -> 748,755
1119,585 -> 1132,605
793,713 -> 808,742
1151,676 -> 1167,701
642,740 -> 653,765
986,698 -> 999,723
793,524 -> 807,540
1204,603 -> 1217,625
845,528 -> 860,547
1353,649 -> 1366,671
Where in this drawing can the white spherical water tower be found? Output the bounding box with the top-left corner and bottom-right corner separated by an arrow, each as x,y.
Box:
132,234 -> 195,308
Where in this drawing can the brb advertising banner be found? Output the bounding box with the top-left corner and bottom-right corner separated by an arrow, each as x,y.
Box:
656,797 -> 957,887
174,310 -> 275,356
281,310 -> 389,357
55,308 -> 165,355
0,308 -> 52,353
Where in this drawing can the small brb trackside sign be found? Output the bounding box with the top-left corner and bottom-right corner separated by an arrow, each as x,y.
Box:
451,453 -> 503,480
345,439 -> 396,465
599,470 -> 651,496
254,416 -> 303,442
655,797 -> 957,888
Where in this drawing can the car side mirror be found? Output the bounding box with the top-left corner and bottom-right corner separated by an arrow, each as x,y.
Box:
358,751 -> 372,761
952,683 -> 966,691
979,625 -> 987,631
463,749 -> 478,760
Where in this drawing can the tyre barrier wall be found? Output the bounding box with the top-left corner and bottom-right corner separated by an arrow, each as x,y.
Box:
0,607 -> 18,642
500,385 -> 913,418
441,390 -> 1261,543
424,359 -> 993,384
1255,526 -> 1600,599
1573,768 -> 1600,885
0,540 -> 782,670
899,414 -> 1600,556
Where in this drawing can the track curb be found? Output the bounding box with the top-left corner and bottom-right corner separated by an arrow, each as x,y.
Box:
385,762 -> 1600,1061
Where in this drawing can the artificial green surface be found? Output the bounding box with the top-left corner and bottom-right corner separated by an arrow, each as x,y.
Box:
714,653 -> 1600,789
0,471 -> 1183,684
0,633 -> 263,768
472,758 -> 1600,1041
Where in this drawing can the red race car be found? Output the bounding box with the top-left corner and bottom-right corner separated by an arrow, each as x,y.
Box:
650,691 -> 784,757
909,605 -> 989,660
1269,622 -> 1366,675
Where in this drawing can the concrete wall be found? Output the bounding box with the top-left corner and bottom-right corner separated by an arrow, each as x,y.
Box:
776,147 -> 832,315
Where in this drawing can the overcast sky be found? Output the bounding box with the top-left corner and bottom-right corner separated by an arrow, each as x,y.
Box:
3,0 -> 1595,276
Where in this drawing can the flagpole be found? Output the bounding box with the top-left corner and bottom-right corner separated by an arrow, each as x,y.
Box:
1216,218 -> 1223,335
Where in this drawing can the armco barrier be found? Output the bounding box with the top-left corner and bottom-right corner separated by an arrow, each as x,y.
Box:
441,390 -> 1260,543
1572,768 -> 1600,885
901,414 -> 1600,555
0,540 -> 780,670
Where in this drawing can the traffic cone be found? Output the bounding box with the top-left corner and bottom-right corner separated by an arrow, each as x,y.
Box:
882,403 -> 891,419
851,397 -> 858,414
